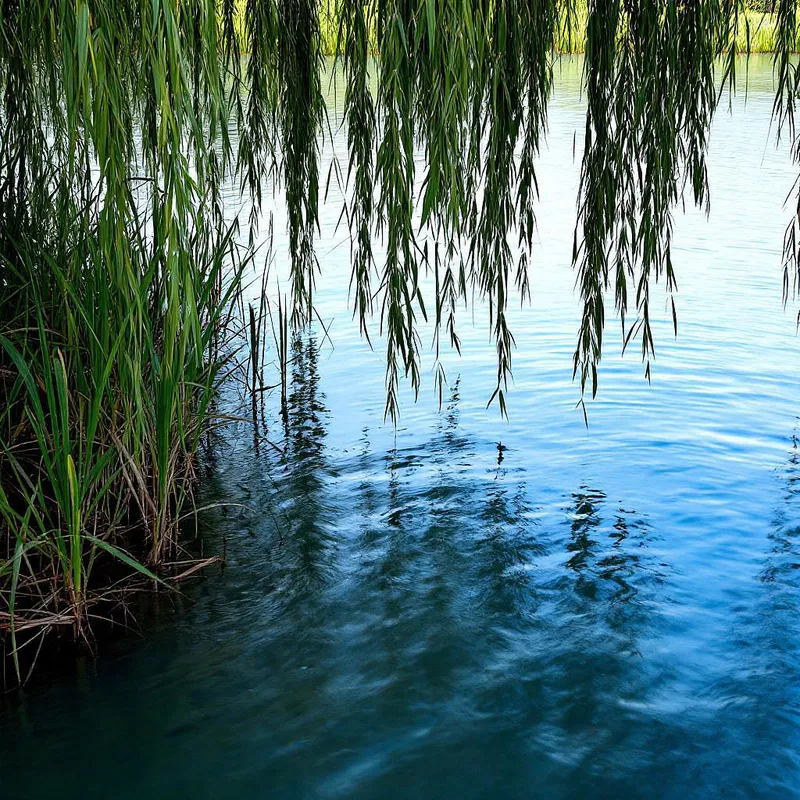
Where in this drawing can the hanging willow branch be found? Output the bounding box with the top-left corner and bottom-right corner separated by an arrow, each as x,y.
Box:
1,0 -> 798,419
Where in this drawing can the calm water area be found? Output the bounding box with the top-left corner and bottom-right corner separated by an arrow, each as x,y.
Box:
2,56 -> 800,798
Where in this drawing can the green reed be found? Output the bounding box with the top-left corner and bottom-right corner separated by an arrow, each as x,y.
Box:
0,178 -> 246,681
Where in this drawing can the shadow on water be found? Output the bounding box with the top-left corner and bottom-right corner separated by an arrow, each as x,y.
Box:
277,334 -> 334,586
694,432 -> 800,797
175,347 -> 672,797
227,345 -> 676,797
5,336 -> 800,799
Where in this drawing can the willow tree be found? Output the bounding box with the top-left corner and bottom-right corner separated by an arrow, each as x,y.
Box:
2,1 -> 798,412
1,0 -> 799,674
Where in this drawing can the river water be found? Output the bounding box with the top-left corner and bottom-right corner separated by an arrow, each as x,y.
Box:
2,56 -> 800,798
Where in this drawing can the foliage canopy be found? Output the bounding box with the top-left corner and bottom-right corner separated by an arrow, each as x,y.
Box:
1,1 -> 799,417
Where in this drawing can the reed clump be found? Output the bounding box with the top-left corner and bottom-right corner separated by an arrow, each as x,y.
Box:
0,0 -> 251,683
0,177 -> 246,683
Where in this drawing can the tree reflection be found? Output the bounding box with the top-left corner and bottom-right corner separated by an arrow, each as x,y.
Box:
475,440 -> 541,619
273,334 -> 334,588
708,433 -> 800,793
173,339 -> 690,797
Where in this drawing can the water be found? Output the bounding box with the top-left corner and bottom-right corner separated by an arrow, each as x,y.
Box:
3,57 -> 800,798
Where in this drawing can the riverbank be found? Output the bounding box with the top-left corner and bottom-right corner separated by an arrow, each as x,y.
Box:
312,4 -> 794,55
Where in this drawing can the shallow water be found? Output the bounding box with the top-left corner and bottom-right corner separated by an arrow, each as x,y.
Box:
3,56 -> 800,798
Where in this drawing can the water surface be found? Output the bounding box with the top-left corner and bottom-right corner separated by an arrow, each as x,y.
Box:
2,57 -> 800,799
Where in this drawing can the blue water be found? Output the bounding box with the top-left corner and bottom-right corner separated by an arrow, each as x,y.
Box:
2,56 -> 800,798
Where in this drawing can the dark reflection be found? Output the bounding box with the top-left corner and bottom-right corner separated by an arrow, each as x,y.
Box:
704,433 -> 800,795
475,439 -> 542,618
352,382 -> 479,714
278,334 -> 333,585
0,343 -> 679,799
541,488 -> 665,780
249,362 -> 674,795
756,431 -> 800,663
566,487 -> 607,583
265,376 -> 671,796
566,488 -> 656,609
765,433 -> 800,588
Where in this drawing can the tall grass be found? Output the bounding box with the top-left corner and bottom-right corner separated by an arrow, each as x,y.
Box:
0,176 -> 247,683
0,0 -> 250,682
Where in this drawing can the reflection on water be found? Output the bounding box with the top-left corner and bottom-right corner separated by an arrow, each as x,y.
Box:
279,335 -> 332,585
704,434 -> 800,795
2,56 -> 800,798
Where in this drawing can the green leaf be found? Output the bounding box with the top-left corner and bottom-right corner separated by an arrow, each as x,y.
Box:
86,535 -> 169,588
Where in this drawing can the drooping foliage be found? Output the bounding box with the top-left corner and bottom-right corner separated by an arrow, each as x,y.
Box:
2,2 -> 799,413
1,0 -> 799,677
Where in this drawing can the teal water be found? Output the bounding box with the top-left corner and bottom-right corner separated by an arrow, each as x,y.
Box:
2,57 -> 800,798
